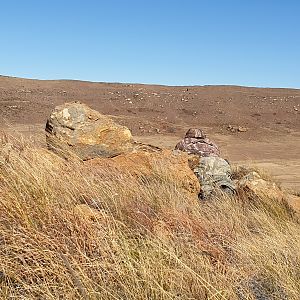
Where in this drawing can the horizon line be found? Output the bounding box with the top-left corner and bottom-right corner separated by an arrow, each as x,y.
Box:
1,74 -> 300,91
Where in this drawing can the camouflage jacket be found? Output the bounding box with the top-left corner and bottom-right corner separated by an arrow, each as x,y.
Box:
175,137 -> 220,157
193,156 -> 236,199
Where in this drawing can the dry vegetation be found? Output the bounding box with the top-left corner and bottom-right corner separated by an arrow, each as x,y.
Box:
0,134 -> 300,299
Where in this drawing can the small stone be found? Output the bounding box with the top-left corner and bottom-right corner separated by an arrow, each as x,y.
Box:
238,126 -> 248,132
227,125 -> 248,133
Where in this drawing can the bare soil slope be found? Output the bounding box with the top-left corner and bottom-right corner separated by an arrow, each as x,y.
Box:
0,75 -> 299,191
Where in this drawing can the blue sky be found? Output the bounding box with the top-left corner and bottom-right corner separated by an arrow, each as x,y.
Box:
1,0 -> 300,87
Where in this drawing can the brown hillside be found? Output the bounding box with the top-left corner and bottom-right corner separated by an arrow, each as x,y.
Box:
0,75 -> 299,139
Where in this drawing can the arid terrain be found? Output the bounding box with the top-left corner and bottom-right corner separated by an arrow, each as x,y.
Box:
1,75 -> 300,299
0,75 -> 299,191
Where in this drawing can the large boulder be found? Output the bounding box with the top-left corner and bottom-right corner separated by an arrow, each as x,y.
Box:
85,149 -> 200,196
46,102 -> 134,160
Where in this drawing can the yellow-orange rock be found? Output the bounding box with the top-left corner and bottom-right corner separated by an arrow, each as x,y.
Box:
238,172 -> 300,215
85,149 -> 200,196
238,171 -> 284,200
286,194 -> 300,215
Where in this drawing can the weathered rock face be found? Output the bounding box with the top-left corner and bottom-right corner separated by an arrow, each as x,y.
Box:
238,171 -> 300,215
238,171 -> 284,200
286,194 -> 300,215
46,102 -> 134,160
85,149 -> 200,196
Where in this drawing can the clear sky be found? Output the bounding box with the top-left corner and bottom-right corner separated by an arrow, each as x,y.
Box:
1,0 -> 300,87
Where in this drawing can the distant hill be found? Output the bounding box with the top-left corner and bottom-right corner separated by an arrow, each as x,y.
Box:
0,75 -> 299,139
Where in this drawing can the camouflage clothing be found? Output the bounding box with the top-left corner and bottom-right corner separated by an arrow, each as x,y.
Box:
194,157 -> 236,199
175,129 -> 220,157
175,128 -> 235,199
175,137 -> 220,157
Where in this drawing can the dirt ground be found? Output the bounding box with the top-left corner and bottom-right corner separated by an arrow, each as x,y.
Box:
1,75 -> 299,192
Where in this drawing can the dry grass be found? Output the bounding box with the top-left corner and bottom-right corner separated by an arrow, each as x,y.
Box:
0,134 -> 299,299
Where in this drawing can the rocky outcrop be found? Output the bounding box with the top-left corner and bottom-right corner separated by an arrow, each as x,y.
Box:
85,150 -> 200,196
45,102 -> 200,197
238,171 -> 284,200
46,102 -> 134,160
238,171 -> 300,215
286,194 -> 300,215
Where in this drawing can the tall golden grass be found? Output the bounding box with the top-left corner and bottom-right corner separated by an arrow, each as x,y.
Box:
0,134 -> 299,299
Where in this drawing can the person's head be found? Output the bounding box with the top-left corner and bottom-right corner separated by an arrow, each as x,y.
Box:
185,128 -> 206,139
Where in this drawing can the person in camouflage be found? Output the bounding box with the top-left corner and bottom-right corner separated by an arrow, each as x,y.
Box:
175,128 -> 220,157
194,156 -> 236,199
175,128 -> 236,200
